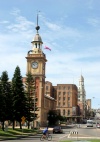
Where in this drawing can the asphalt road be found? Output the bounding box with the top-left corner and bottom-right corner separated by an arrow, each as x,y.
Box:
0,124 -> 100,142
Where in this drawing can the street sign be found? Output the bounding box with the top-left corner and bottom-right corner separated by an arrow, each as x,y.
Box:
21,116 -> 26,124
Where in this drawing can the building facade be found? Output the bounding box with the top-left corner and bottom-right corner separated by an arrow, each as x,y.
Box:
25,16 -> 56,127
55,84 -> 79,122
78,75 -> 86,118
23,16 -> 88,126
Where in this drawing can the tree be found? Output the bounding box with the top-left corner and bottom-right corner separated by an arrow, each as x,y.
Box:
47,110 -> 59,126
12,66 -> 27,129
0,71 -> 12,131
25,72 -> 38,129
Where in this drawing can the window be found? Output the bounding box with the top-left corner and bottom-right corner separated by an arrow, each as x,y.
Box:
67,92 -> 70,95
58,92 -> 61,95
68,97 -> 70,101
63,86 -> 66,90
46,86 -> 48,90
63,97 -> 65,101
68,102 -> 70,107
68,86 -> 70,90
58,102 -> 60,106
63,109 -> 65,115
68,110 -> 70,115
63,92 -> 66,95
59,97 -> 61,100
63,102 -> 65,106
58,86 -> 61,90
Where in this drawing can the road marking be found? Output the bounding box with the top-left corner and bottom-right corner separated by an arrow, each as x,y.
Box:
59,134 -> 68,139
68,133 -> 70,138
68,136 -> 100,139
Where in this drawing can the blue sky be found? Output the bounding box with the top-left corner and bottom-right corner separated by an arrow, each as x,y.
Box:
0,0 -> 100,109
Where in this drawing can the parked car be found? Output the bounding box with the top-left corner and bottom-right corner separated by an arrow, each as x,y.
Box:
53,126 -> 63,134
82,119 -> 87,124
96,123 -> 100,128
87,120 -> 93,127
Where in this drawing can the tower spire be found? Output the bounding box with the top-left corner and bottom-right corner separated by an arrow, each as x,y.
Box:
36,11 -> 40,33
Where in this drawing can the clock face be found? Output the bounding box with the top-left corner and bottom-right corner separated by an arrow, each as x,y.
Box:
31,62 -> 38,69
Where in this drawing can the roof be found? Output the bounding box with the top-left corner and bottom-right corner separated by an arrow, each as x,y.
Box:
31,33 -> 43,43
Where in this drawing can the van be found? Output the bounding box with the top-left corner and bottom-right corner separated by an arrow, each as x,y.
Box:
87,120 -> 93,127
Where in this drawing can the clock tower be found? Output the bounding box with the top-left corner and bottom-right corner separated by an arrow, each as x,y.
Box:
26,14 -> 47,126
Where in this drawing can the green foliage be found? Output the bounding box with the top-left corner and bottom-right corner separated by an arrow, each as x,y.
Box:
0,67 -> 39,130
47,110 -> 60,126
12,66 -> 27,123
0,71 -> 13,130
25,72 -> 38,127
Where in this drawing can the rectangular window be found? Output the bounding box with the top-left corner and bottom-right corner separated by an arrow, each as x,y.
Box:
68,97 -> 70,101
68,103 -> 70,107
63,92 -> 66,95
58,86 -> 61,90
63,109 -> 65,115
63,86 -> 66,90
63,97 -> 65,100
46,86 -> 48,90
68,110 -> 70,115
58,102 -> 60,106
59,97 -> 61,100
58,92 -> 61,95
68,86 -> 70,90
67,92 -> 70,95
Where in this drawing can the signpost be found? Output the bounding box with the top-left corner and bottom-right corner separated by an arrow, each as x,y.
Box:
21,116 -> 26,125
21,116 -> 26,134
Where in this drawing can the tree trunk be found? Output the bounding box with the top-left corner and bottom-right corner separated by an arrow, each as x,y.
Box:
2,121 -> 4,131
20,121 -> 22,129
28,121 -> 30,129
12,120 -> 15,130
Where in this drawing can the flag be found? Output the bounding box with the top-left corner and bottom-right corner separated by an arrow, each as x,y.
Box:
44,46 -> 51,51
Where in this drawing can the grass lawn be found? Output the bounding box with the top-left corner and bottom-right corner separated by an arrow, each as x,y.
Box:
61,140 -> 100,142
0,128 -> 38,139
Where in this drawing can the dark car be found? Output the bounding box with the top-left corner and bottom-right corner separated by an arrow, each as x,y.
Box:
53,126 -> 63,134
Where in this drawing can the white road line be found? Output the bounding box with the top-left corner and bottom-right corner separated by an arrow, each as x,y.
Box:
68,136 -> 100,139
59,134 -> 68,139
67,133 -> 70,138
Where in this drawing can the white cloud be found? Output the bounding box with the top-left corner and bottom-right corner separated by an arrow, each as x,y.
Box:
0,7 -> 100,108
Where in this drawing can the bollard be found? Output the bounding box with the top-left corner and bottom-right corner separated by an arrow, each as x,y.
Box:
70,131 -> 78,141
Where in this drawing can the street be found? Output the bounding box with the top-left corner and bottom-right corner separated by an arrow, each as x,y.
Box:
0,124 -> 100,142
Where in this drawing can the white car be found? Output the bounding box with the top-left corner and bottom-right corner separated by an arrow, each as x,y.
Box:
87,120 -> 93,127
